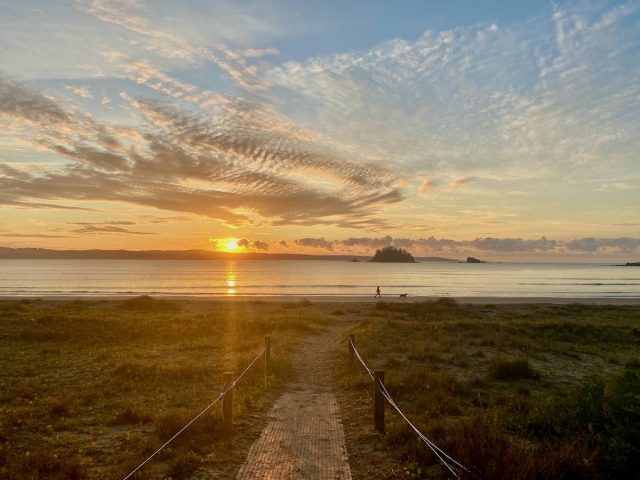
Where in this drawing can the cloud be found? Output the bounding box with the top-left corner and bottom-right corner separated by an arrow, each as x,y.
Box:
269,2 -> 640,191
288,235 -> 640,255
238,47 -> 279,58
64,84 -> 93,98
295,237 -> 334,251
3,1 -> 639,242
209,237 -> 269,250
416,174 -> 437,194
71,223 -> 157,234
77,0 -> 274,90
340,235 -> 393,249
0,77 -> 70,126
0,198 -> 98,211
0,76 -> 402,228
0,233 -> 72,238
469,237 -> 557,252
146,215 -> 193,224
237,238 -> 269,250
563,237 -> 640,253
84,220 -> 136,225
448,177 -> 476,190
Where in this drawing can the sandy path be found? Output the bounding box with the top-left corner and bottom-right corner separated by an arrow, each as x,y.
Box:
234,323 -> 353,479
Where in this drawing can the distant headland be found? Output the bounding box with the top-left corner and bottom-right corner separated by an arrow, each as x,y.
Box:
0,246 -> 457,262
0,247 -> 355,261
0,246 -> 476,263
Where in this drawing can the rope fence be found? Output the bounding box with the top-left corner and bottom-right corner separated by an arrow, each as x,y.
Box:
120,331 -> 473,479
122,338 -> 270,480
348,335 -> 473,480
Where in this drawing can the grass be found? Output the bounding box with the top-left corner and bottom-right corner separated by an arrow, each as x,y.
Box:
489,357 -> 539,381
339,300 -> 640,480
112,407 -> 153,425
0,297 -> 333,479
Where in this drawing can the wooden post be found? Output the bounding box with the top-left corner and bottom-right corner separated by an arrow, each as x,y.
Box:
374,370 -> 385,434
348,334 -> 355,373
264,336 -> 271,389
223,371 -> 234,430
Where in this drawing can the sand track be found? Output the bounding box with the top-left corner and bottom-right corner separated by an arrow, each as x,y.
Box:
234,323 -> 353,479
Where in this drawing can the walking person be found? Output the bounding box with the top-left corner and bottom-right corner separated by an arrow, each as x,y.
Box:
375,286 -> 381,298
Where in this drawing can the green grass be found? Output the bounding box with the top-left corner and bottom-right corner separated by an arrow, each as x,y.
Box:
340,301 -> 640,480
0,297 -> 333,479
490,357 -> 539,381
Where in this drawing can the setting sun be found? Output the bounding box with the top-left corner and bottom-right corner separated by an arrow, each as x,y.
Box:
225,240 -> 239,251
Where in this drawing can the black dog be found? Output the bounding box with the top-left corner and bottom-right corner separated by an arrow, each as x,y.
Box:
399,293 -> 408,298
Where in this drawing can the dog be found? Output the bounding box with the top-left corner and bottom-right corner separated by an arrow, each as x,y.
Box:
399,293 -> 408,298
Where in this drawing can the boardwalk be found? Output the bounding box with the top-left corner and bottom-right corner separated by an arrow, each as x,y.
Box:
235,324 -> 352,480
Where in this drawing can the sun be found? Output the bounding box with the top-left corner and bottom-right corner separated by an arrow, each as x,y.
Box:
225,239 -> 239,251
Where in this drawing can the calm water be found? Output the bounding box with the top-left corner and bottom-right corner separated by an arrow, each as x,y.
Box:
0,259 -> 639,298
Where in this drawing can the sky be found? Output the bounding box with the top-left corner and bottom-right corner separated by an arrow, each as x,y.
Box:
0,0 -> 639,262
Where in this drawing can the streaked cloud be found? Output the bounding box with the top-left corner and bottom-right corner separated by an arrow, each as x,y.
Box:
270,1 -> 640,190
76,0 -> 275,90
0,233 -> 72,238
563,237 -> 640,253
295,237 -> 335,251
290,235 -> 640,255
0,75 -> 402,228
70,220 -> 156,235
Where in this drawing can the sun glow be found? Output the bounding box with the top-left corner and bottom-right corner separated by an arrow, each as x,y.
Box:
225,239 -> 239,251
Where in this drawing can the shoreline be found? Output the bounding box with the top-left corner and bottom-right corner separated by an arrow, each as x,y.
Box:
1,294 -> 639,305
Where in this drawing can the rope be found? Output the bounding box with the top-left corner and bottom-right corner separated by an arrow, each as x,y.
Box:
349,338 -> 472,479
122,346 -> 266,480
378,381 -> 469,479
349,336 -> 374,379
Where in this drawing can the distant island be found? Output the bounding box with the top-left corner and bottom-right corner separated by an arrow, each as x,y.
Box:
623,262 -> 640,266
466,256 -> 486,263
370,246 -> 415,263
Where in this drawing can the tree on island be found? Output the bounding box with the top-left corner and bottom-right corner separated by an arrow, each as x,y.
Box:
370,245 -> 415,263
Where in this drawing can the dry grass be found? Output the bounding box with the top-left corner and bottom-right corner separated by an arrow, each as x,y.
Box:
0,297 -> 333,479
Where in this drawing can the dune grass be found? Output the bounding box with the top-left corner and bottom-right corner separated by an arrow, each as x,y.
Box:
0,297 -> 332,479
340,300 -> 640,480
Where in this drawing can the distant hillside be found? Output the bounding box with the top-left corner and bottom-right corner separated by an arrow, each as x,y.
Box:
0,247 -> 365,261
0,247 -> 462,262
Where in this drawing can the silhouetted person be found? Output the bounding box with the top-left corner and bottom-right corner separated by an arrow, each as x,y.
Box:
375,286 -> 381,298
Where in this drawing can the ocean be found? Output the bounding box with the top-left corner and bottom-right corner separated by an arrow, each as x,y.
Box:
0,259 -> 638,298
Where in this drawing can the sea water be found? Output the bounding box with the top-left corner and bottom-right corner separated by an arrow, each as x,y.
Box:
0,259 -> 638,298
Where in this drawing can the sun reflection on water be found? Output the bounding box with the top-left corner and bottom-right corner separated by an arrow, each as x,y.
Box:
226,262 -> 237,296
